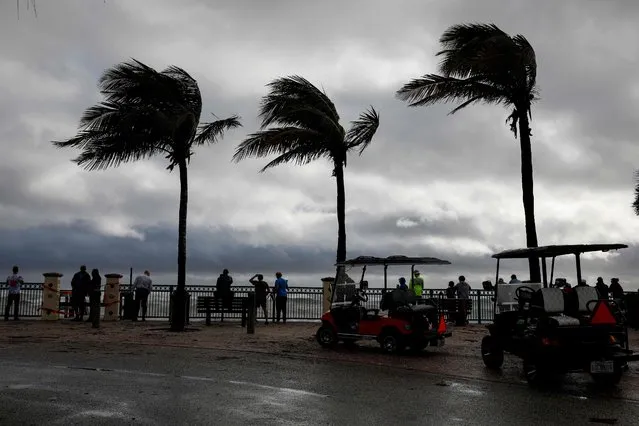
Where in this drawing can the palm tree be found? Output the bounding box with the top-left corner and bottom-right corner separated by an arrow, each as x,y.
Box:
233,76 -> 379,265
53,59 -> 241,331
632,172 -> 639,215
396,23 -> 541,282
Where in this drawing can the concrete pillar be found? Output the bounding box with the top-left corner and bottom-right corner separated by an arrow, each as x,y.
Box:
41,272 -> 63,320
103,273 -> 122,321
321,277 -> 335,313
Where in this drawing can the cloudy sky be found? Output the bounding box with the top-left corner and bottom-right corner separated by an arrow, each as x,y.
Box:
1,0 -> 639,289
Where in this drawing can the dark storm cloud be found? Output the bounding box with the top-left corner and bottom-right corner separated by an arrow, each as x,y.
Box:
0,221 -> 336,280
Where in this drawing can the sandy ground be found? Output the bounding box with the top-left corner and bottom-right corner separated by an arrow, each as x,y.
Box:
2,318 -> 639,390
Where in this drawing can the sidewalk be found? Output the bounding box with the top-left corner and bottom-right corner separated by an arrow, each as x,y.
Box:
2,319 -> 639,392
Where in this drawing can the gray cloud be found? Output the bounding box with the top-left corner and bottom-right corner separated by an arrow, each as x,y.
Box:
1,0 -> 639,290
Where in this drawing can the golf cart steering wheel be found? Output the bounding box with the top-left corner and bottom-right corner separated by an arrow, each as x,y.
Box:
515,286 -> 535,301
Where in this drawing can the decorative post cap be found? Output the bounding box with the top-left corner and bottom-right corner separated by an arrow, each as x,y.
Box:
42,272 -> 64,278
321,277 -> 335,282
105,273 -> 123,279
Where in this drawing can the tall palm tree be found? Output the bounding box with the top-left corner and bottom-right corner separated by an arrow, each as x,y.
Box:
53,59 -> 241,331
233,76 -> 379,265
632,171 -> 639,215
396,23 -> 541,282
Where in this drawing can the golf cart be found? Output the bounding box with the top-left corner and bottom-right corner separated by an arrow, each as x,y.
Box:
316,255 -> 452,354
481,244 -> 639,386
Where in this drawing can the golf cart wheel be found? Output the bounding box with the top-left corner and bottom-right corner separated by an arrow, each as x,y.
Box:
481,336 -> 504,369
316,325 -> 337,348
380,332 -> 403,354
591,365 -> 623,386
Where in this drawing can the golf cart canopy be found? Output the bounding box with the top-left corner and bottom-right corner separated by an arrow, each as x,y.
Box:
492,244 -> 628,260
337,255 -> 451,266
492,243 -> 628,291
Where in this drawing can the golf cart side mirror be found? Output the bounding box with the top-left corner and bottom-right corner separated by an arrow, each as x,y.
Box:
360,280 -> 369,291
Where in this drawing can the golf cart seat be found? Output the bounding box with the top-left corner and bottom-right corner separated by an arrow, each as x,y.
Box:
535,288 -> 580,327
380,288 -> 416,311
574,286 -> 600,314
496,283 -> 542,313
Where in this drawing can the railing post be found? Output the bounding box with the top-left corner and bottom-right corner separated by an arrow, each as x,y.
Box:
41,272 -> 63,320
477,291 -> 482,324
103,274 -> 122,321
206,299 -> 211,326
247,291 -> 256,334
168,285 -> 174,323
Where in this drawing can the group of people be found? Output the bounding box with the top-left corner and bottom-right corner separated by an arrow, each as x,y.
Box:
68,266 -> 153,323
496,273 -> 627,301
70,265 -> 102,324
395,271 -> 473,325
216,269 -> 290,324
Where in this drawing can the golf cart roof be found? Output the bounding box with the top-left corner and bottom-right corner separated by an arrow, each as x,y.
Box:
492,244 -> 628,260
337,255 -> 451,266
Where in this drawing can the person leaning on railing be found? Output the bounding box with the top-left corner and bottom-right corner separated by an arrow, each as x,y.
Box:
133,270 -> 153,322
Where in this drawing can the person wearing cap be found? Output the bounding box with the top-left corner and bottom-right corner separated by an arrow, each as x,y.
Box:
409,270 -> 424,298
71,265 -> 91,321
397,277 -> 408,291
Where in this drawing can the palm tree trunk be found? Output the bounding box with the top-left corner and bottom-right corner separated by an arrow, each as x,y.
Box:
518,112 -> 541,283
171,159 -> 189,331
334,161 -> 347,263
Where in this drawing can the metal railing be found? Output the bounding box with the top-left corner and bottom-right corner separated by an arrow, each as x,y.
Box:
3,283 -> 637,324
0,283 -> 497,323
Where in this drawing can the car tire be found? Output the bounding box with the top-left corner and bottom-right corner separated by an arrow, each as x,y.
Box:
481,335 -> 504,369
380,332 -> 402,354
316,325 -> 337,348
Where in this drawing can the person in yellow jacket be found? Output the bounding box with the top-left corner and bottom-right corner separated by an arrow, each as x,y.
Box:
409,270 -> 424,297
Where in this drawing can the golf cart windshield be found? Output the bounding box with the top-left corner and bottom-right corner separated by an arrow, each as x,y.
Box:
331,255 -> 451,305
492,243 -> 627,313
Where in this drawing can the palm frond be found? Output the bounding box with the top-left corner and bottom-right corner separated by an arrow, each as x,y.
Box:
194,115 -> 242,146
632,170 -> 639,216
232,127 -> 327,163
346,107 -> 379,155
396,74 -> 508,110
53,59 -> 205,171
437,23 -> 508,78
258,147 -> 327,173
259,76 -> 344,138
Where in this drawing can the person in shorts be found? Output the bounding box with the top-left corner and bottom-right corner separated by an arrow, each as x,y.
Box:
5,266 -> 23,321
249,274 -> 270,324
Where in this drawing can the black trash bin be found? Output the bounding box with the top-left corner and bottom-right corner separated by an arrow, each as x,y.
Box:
121,290 -> 135,320
169,290 -> 191,325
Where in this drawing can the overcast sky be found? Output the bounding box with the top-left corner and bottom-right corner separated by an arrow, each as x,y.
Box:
1,0 -> 639,289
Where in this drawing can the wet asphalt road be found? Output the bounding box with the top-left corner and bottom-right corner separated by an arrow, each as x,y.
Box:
0,344 -> 638,425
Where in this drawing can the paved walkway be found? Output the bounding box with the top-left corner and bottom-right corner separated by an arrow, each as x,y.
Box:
2,320 -> 639,394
